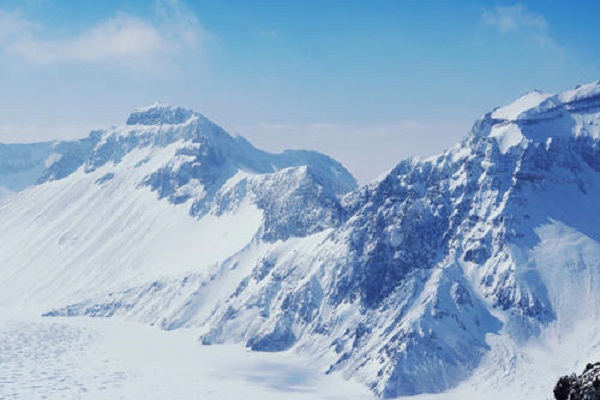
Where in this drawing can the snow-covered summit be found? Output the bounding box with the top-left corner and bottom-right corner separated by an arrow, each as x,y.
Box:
126,102 -> 197,126
37,105 -> 356,199
0,108 -> 357,305
490,82 -> 600,122
558,80 -> 600,105
491,90 -> 552,121
475,82 -> 600,154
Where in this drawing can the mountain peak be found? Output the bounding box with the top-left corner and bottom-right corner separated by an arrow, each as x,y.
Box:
557,80 -> 600,105
471,81 -> 600,154
490,81 -> 600,123
491,90 -> 552,121
126,102 -> 198,126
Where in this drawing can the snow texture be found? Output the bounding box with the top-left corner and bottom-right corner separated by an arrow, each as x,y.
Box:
5,83 -> 600,398
0,311 -> 373,400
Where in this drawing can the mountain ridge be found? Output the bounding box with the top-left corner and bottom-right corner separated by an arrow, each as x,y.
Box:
4,83 -> 600,397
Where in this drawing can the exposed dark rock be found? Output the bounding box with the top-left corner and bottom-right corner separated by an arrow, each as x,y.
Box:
555,363 -> 600,400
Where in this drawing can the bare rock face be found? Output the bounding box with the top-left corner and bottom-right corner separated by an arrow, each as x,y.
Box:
555,363 -> 600,400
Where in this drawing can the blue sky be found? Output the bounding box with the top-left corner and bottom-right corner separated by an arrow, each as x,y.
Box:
0,0 -> 598,183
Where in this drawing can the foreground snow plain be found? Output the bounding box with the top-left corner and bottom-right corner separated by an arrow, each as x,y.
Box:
0,309 -> 373,400
2,308 -> 595,400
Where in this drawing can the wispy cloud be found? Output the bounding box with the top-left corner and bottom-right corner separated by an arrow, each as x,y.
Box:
9,16 -> 170,64
0,0 -> 207,69
0,9 -> 35,43
482,4 -> 546,33
481,4 -> 562,58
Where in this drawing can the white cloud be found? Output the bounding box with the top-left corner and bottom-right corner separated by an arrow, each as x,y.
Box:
0,10 -> 35,43
481,4 -> 563,59
9,16 -> 169,64
482,4 -> 547,33
156,0 -> 206,50
236,120 -> 468,184
0,0 -> 207,68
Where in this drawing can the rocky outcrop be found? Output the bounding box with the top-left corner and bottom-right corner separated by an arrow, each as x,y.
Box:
555,363 -> 600,400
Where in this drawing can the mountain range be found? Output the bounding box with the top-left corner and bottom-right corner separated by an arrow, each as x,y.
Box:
3,83 -> 600,398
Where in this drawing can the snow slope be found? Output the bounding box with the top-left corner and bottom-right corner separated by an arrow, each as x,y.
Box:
0,104 -> 355,310
5,84 -> 600,398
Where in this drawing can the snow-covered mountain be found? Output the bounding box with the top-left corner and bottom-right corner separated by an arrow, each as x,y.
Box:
0,103 -> 355,309
4,84 -> 600,398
